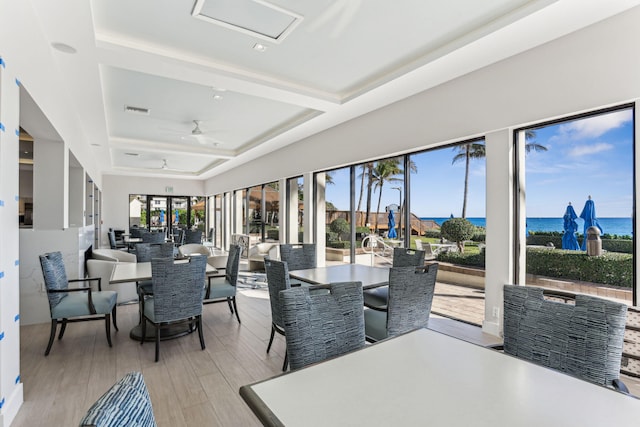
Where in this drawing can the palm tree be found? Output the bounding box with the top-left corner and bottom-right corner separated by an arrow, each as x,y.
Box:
452,132 -> 546,218
371,160 -> 402,232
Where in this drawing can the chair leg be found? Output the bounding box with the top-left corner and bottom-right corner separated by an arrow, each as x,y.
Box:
155,325 -> 160,362
197,316 -> 206,351
58,319 -> 68,340
226,298 -> 234,314
105,314 -> 113,348
267,325 -> 276,353
141,317 -> 147,345
232,297 -> 241,323
44,320 -> 57,356
112,306 -> 119,331
282,351 -> 288,372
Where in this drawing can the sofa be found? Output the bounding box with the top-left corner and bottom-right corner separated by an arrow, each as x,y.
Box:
79,371 -> 156,427
89,249 -> 138,303
248,243 -> 279,271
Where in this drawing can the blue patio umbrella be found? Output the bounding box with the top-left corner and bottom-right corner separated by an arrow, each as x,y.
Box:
387,210 -> 397,239
174,209 -> 180,224
579,196 -> 603,250
159,209 -> 165,224
561,203 -> 580,250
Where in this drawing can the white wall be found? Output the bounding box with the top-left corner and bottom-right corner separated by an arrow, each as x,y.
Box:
0,52 -> 23,427
100,175 -> 204,246
204,7 -> 640,334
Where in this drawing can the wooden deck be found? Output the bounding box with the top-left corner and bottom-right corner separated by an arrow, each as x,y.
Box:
12,281 -> 640,426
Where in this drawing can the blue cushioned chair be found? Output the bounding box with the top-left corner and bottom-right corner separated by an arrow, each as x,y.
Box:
502,284 -> 629,392
264,258 -> 292,371
364,264 -> 437,342
141,256 -> 208,362
79,371 -> 156,427
204,244 -> 242,322
280,281 -> 365,370
39,251 -> 118,356
363,247 -> 427,310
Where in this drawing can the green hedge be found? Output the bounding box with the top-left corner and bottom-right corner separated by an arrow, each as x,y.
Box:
526,248 -> 632,288
526,235 -> 632,253
436,250 -> 485,268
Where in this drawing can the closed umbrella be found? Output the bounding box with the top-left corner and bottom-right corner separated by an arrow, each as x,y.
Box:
579,196 -> 603,250
561,203 -> 580,250
387,210 -> 397,239
159,209 -> 165,224
174,209 -> 180,224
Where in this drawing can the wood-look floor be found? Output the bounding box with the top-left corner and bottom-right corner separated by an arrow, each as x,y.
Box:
13,282 -> 640,426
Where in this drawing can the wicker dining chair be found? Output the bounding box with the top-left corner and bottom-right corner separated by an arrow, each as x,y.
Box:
363,247 -> 427,310
280,281 -> 365,370
264,258 -> 292,371
502,284 -> 629,392
364,264 -> 438,342
39,252 -> 118,356
141,256 -> 208,362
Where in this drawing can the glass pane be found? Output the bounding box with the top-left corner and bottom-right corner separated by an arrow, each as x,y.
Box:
409,141 -> 486,325
191,196 -> 206,232
264,182 -> 280,242
522,108 -> 634,305
150,196 -> 168,233
129,194 -> 146,231
248,185 -> 262,244
324,166 -> 352,265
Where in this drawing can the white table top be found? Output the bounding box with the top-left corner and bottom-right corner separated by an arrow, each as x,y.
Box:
240,328 -> 640,426
288,264 -> 389,290
110,261 -> 217,284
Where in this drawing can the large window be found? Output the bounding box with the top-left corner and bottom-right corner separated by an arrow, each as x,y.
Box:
128,194 -> 204,237
519,106 -> 634,305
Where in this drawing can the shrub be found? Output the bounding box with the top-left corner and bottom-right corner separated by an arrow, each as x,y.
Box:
437,250 -> 485,267
329,218 -> 350,241
422,230 -> 442,239
325,231 -> 338,243
441,218 -> 475,253
526,248 -> 632,288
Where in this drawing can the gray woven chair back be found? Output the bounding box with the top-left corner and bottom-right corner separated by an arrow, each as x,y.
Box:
150,256 -> 207,323
185,229 -> 203,244
141,231 -> 165,244
39,252 -> 69,309
136,243 -> 174,262
264,258 -> 291,328
280,281 -> 365,370
503,284 -> 627,388
225,244 -> 242,285
279,243 -> 317,271
172,229 -> 184,246
387,264 -> 438,337
108,230 -> 118,249
130,227 -> 143,238
392,247 -> 426,267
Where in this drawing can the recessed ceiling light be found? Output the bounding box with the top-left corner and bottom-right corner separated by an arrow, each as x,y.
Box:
213,94 -> 223,100
51,42 -> 77,54
253,43 -> 267,52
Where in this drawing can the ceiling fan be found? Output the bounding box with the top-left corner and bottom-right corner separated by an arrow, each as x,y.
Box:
181,120 -> 222,146
158,159 -> 188,172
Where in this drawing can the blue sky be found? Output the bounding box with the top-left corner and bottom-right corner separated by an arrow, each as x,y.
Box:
325,108 -> 633,218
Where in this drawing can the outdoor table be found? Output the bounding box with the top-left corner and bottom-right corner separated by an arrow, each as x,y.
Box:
240,328 -> 640,426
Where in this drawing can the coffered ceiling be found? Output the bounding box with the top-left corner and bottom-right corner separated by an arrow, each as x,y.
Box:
21,0 -> 640,178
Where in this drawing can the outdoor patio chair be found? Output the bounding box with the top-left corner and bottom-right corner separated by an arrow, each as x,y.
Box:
203,244 -> 242,322
141,256 -> 207,362
364,264 -> 437,342
280,281 -> 365,370
501,284 -> 629,392
39,251 -> 118,356
264,258 -> 292,371
363,247 -> 426,310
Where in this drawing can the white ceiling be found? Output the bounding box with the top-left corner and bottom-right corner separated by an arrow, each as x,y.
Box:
21,0 -> 640,178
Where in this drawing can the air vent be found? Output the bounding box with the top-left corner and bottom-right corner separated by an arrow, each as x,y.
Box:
192,0 -> 302,44
124,105 -> 150,115
124,152 -> 139,156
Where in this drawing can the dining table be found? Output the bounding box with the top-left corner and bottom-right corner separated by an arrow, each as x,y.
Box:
240,328 -> 640,426
288,264 -> 389,290
110,260 -> 218,341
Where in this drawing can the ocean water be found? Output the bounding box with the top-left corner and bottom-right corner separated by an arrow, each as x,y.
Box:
423,217 -> 633,236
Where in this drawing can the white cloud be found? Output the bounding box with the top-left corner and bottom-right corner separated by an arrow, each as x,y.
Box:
568,142 -> 613,157
557,109 -> 632,140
